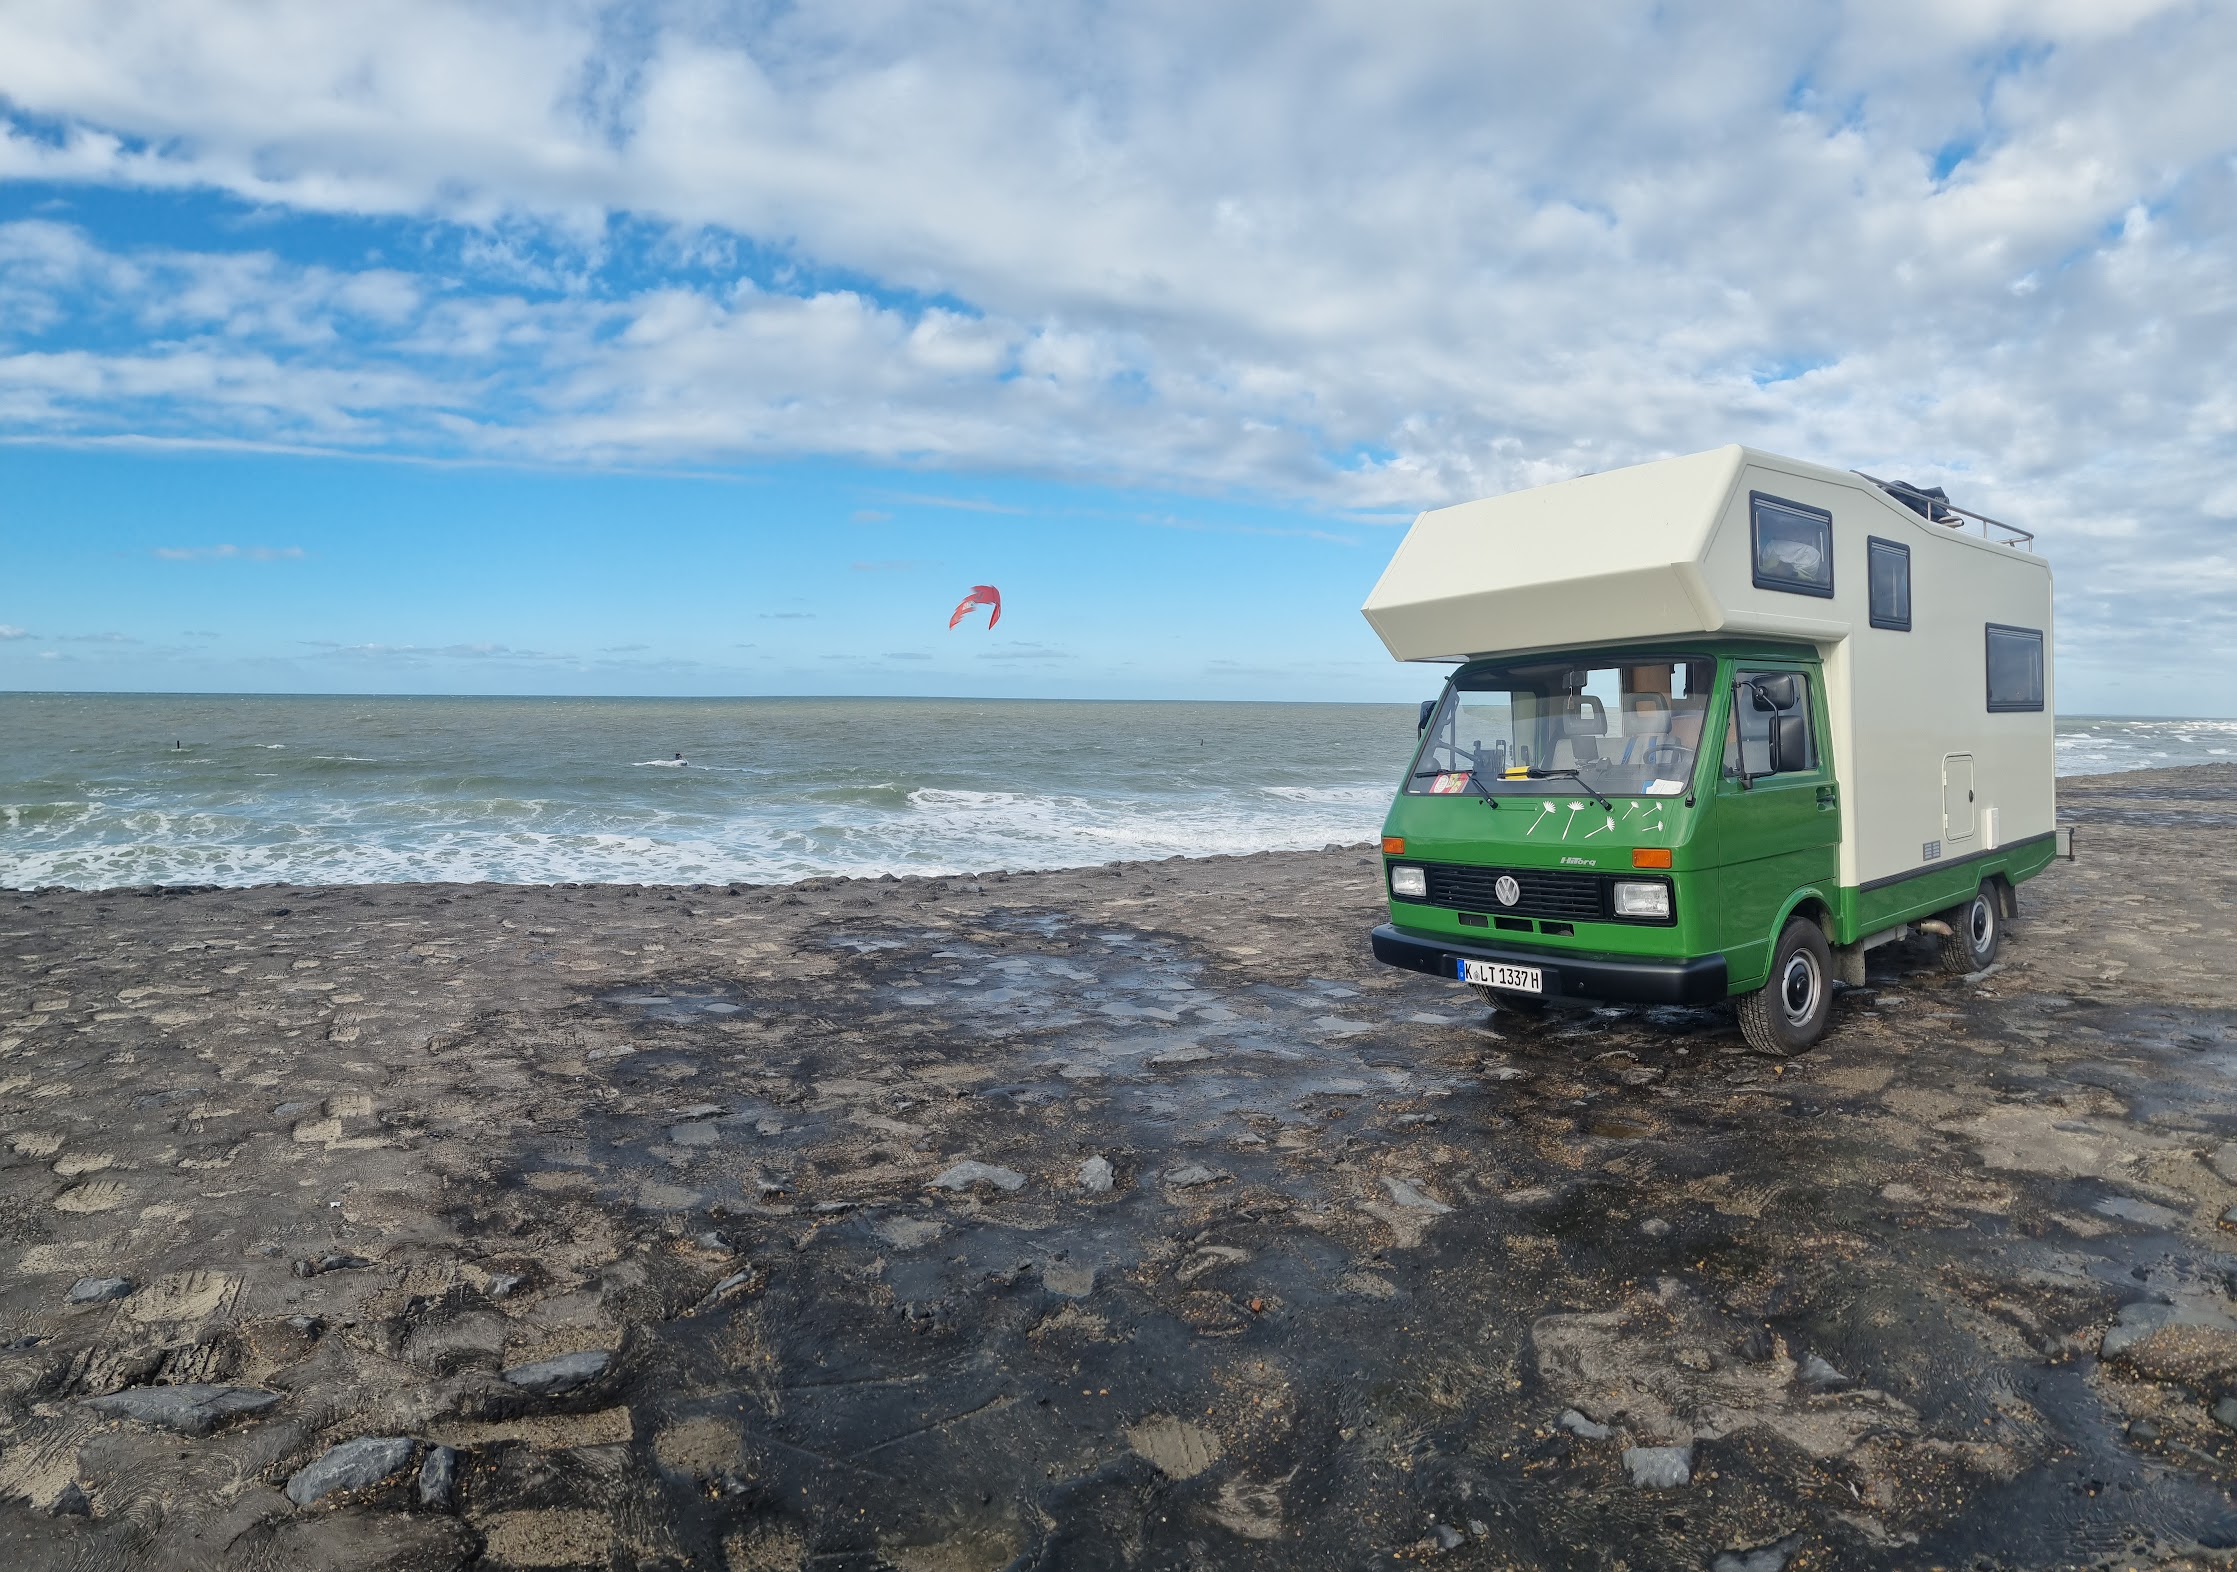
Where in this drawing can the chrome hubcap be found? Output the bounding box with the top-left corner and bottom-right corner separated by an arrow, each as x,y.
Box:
1970,898 -> 1994,952
1780,952 -> 1821,1025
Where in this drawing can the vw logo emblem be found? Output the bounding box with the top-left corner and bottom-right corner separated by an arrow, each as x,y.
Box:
1494,875 -> 1521,907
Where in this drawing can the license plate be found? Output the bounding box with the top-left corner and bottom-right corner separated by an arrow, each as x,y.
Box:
1460,958 -> 1543,994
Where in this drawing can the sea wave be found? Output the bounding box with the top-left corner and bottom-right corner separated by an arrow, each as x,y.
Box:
3,694 -> 2224,890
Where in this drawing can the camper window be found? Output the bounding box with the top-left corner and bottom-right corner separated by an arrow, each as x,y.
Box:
1724,670 -> 1820,779
1409,656 -> 1713,798
1985,624 -> 2045,712
1750,493 -> 1835,599
1867,537 -> 1911,631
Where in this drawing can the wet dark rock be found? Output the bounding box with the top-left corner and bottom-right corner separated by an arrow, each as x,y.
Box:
286,1436 -> 415,1507
417,1444 -> 458,1511
2213,1396 -> 2237,1432
2100,1297 -> 2237,1381
1623,1445 -> 1692,1488
83,1383 -> 283,1435
1557,1409 -> 1611,1441
2128,1418 -> 2161,1441
931,1160 -> 1026,1193
46,1483 -> 90,1518
693,1230 -> 735,1254
65,1276 -> 133,1305
502,1349 -> 611,1394
286,1313 -> 324,1336
1735,1326 -> 1775,1363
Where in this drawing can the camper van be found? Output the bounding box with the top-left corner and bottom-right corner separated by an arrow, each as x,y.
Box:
1361,445 -> 2060,1054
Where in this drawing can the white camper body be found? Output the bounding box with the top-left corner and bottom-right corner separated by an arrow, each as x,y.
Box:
1361,445 -> 2056,893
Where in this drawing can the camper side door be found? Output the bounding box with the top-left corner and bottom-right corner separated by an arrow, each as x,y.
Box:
1713,662 -> 1840,990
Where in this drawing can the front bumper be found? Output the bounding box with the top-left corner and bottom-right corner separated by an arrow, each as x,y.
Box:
1370,924 -> 1728,1005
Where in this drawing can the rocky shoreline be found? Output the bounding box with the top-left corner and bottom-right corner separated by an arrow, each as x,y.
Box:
2,764 -> 2235,1569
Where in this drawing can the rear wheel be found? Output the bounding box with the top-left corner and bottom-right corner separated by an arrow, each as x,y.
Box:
1937,887 -> 2000,974
1737,917 -> 1833,1056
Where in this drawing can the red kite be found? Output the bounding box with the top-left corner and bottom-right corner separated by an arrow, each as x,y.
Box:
948,584 -> 1002,630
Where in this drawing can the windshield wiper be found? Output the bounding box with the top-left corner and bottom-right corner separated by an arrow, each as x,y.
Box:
1510,767 -> 1613,812
1409,767 -> 1499,807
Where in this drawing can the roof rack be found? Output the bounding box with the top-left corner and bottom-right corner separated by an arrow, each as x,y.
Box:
1853,471 -> 2035,551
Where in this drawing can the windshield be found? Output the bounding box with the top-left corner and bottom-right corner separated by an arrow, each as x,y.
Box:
1408,656 -> 1715,797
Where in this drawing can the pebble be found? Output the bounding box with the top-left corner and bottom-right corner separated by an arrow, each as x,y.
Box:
1796,1353 -> 1850,1390
1379,1176 -> 1453,1214
82,1383 -> 282,1436
1623,1444 -> 1693,1488
418,1444 -> 459,1511
1713,1535 -> 1802,1572
1077,1156 -> 1115,1194
2213,1396 -> 2237,1433
65,1276 -> 133,1305
46,1482 -> 90,1518
503,1349 -> 612,1394
487,1273 -> 524,1299
1639,1218 -> 1672,1238
293,1253 -> 372,1278
1164,1164 -> 1230,1188
931,1160 -> 1027,1193
1557,1409 -> 1611,1441
285,1436 -> 415,1507
693,1230 -> 736,1254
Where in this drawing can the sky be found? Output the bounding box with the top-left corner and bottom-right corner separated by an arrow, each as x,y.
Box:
1,0 -> 2233,710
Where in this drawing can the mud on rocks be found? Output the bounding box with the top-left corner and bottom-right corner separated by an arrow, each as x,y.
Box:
3,766 -> 2237,1568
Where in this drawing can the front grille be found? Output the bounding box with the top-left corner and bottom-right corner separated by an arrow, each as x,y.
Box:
1420,863 -> 1609,920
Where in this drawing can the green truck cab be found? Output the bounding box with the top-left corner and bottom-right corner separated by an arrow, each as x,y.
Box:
1361,448 -> 2063,1053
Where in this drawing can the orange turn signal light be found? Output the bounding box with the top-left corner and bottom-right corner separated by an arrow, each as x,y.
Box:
1631,848 -> 1673,869
1381,836 -> 1406,856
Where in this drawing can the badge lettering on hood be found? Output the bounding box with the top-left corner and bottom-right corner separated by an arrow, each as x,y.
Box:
1560,856 -> 1597,867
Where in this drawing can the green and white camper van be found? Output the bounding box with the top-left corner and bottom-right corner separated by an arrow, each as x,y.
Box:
1363,445 -> 2062,1054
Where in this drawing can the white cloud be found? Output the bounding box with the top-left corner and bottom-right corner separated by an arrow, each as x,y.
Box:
0,1 -> 2234,697
0,624 -> 26,638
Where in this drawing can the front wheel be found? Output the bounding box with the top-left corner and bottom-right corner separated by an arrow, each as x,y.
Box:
1937,888 -> 2000,974
1737,917 -> 1833,1056
1469,982 -> 1546,1014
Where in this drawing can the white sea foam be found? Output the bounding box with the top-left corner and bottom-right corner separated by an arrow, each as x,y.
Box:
2,696 -> 2225,890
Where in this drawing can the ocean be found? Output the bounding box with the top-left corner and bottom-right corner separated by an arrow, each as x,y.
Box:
1,694 -> 2228,890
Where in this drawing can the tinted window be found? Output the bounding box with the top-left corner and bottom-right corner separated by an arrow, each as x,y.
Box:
1986,624 -> 2045,712
1867,537 -> 1911,631
1750,493 -> 1834,598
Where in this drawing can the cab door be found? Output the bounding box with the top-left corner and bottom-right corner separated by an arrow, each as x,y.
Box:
1714,664 -> 1840,990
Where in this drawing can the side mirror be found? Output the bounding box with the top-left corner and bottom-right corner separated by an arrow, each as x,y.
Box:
1768,712 -> 1810,773
1751,674 -> 1801,712
1417,699 -> 1437,733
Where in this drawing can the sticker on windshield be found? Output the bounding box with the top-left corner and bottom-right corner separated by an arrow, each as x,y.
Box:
1645,779 -> 1686,795
1427,772 -> 1473,795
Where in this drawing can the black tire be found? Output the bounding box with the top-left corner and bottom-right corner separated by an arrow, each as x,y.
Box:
1737,917 -> 1833,1056
1937,887 -> 2000,974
